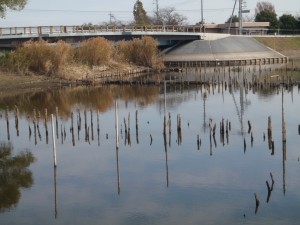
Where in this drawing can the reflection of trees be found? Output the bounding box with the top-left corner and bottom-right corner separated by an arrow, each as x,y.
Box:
0,86 -> 159,118
256,87 -> 277,100
0,142 -> 35,212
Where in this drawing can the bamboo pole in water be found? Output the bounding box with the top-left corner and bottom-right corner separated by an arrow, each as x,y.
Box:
6,107 -> 10,141
51,114 -> 57,167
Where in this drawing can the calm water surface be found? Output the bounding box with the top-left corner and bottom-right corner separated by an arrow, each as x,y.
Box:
0,70 -> 300,225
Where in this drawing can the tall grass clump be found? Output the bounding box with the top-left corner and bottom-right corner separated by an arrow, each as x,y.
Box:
74,37 -> 113,67
5,40 -> 71,75
116,36 -> 164,70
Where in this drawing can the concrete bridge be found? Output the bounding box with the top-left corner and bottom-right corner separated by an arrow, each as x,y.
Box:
0,25 -> 204,49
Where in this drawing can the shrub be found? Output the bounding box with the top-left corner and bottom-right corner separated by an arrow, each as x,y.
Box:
74,37 -> 113,67
4,40 -> 71,75
116,36 -> 164,70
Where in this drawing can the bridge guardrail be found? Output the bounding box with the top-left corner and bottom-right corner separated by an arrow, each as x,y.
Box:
0,25 -> 204,37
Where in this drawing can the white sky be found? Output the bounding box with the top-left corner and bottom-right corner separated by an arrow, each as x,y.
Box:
1,0 -> 299,27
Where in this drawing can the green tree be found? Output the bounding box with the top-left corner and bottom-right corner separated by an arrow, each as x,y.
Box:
255,2 -> 279,31
0,142 -> 35,212
133,0 -> 150,25
0,0 -> 27,17
225,15 -> 239,23
279,14 -> 298,33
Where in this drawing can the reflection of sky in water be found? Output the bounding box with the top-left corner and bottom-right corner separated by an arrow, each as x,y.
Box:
0,85 -> 299,225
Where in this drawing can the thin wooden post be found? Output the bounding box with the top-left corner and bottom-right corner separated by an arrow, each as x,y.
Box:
51,114 -> 57,167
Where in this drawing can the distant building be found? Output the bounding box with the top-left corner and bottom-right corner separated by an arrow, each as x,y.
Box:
204,22 -> 270,35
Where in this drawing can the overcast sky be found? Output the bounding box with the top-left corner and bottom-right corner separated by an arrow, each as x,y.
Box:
1,0 -> 299,27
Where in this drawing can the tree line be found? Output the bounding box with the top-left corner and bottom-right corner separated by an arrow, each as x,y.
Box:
1,0 -> 299,34
227,1 -> 300,34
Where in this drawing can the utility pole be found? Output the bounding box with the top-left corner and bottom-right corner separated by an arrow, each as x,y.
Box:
201,0 -> 204,25
239,0 -> 243,35
155,0 -> 159,24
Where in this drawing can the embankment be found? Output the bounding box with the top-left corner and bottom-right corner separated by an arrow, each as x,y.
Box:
163,35 -> 289,67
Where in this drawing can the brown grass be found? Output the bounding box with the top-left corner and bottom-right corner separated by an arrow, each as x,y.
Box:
116,36 -> 164,71
73,37 -> 113,67
4,40 -> 71,75
255,37 -> 300,58
1,36 -> 164,77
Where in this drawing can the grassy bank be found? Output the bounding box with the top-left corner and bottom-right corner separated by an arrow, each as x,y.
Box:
255,36 -> 300,59
0,36 -> 164,81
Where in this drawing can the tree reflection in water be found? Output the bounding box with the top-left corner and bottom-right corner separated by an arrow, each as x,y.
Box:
0,142 -> 35,212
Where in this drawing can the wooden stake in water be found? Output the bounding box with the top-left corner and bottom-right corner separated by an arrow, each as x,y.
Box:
51,114 -> 57,167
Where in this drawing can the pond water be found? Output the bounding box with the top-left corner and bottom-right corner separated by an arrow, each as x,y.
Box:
0,68 -> 300,225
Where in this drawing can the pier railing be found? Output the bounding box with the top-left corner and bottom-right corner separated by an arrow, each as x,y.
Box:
0,25 -> 204,37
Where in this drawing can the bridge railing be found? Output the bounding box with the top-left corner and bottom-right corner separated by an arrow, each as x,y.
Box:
0,25 -> 204,36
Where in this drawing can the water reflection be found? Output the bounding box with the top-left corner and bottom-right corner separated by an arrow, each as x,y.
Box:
0,142 -> 35,212
0,66 -> 300,225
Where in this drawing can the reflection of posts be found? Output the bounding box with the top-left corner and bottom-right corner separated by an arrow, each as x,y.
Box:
77,110 -> 81,141
51,114 -> 57,167
168,112 -> 172,147
33,109 -> 37,145
5,108 -> 10,141
267,116 -> 273,150
14,106 -> 19,136
54,167 -> 58,219
115,102 -> 120,195
282,89 -> 287,194
71,112 -> 75,146
56,107 -> 59,140
97,111 -> 100,146
128,113 -> 131,146
136,110 -> 139,144
163,114 -> 169,188
282,141 -> 286,195
177,114 -> 182,145
255,193 -> 260,214
90,110 -> 94,141
45,108 -> 49,144
266,173 -> 275,203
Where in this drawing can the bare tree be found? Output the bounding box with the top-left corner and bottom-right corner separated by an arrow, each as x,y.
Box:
153,7 -> 187,26
255,1 -> 275,15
